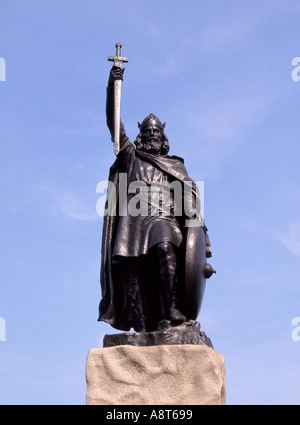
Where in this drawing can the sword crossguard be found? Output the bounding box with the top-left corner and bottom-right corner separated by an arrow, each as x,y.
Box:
108,42 -> 128,68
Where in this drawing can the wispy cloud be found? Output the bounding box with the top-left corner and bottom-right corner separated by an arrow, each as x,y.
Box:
277,221 -> 300,258
198,15 -> 261,51
136,54 -> 181,80
18,184 -> 100,222
44,108 -> 105,136
166,86 -> 279,179
189,97 -> 264,141
180,92 -> 276,161
176,1 -> 276,57
150,55 -> 179,78
57,193 -> 99,222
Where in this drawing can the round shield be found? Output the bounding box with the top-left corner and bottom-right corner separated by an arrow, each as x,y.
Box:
184,225 -> 207,320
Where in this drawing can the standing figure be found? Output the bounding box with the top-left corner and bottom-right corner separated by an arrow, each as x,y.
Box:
98,62 -> 212,333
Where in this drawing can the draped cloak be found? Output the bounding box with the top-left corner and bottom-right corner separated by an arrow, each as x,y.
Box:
97,136 -> 203,331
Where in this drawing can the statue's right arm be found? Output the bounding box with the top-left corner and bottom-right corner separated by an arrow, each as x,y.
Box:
106,66 -> 130,151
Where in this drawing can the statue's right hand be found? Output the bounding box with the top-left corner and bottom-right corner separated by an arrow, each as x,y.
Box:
108,66 -> 125,86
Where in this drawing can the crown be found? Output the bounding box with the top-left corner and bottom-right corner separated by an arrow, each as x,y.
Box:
138,114 -> 166,132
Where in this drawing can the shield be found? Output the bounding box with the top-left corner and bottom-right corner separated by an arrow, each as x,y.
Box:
183,225 -> 208,320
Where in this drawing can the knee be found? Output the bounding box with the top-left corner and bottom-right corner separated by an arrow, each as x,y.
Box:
157,241 -> 174,259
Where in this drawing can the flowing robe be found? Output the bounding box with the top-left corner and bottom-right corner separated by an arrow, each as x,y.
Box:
98,133 -> 200,331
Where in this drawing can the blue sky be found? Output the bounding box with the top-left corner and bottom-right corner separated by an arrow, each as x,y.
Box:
1,0 -> 300,405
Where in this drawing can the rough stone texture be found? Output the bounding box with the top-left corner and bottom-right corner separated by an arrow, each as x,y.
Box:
86,345 -> 226,405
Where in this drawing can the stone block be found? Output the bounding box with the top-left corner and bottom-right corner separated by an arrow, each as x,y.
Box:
86,344 -> 225,405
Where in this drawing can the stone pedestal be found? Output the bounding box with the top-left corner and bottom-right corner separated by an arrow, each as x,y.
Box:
86,344 -> 226,405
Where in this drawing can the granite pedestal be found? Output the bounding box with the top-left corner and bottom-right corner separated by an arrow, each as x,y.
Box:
86,321 -> 225,405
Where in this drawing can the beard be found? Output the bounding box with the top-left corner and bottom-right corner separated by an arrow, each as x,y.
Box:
142,137 -> 163,153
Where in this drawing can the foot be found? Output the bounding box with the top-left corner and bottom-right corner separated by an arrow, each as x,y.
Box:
170,308 -> 186,324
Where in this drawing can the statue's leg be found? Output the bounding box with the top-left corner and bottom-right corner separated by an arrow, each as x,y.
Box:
127,261 -> 146,332
156,241 -> 186,323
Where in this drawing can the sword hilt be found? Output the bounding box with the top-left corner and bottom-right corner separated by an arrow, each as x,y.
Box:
115,42 -> 122,57
108,42 -> 128,68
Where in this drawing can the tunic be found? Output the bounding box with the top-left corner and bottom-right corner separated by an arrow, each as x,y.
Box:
112,139 -> 183,258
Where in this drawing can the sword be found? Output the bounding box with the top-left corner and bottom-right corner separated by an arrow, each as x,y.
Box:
108,42 -> 128,155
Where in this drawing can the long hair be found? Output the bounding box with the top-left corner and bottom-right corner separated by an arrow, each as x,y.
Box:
134,131 -> 170,155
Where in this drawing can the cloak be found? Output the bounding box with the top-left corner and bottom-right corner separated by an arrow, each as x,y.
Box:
98,143 -> 201,331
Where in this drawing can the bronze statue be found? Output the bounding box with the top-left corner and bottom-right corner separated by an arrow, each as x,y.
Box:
98,44 -> 215,334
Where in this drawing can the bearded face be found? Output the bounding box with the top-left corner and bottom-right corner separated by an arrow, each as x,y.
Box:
141,125 -> 163,154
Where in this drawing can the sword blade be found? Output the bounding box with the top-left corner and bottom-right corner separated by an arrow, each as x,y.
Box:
107,43 -> 128,156
113,79 -> 121,155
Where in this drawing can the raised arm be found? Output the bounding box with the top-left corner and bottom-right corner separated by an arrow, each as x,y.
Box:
106,66 -> 129,152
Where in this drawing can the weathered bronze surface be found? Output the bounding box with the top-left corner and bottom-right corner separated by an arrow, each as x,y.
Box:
98,44 -> 215,337
103,320 -> 213,348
